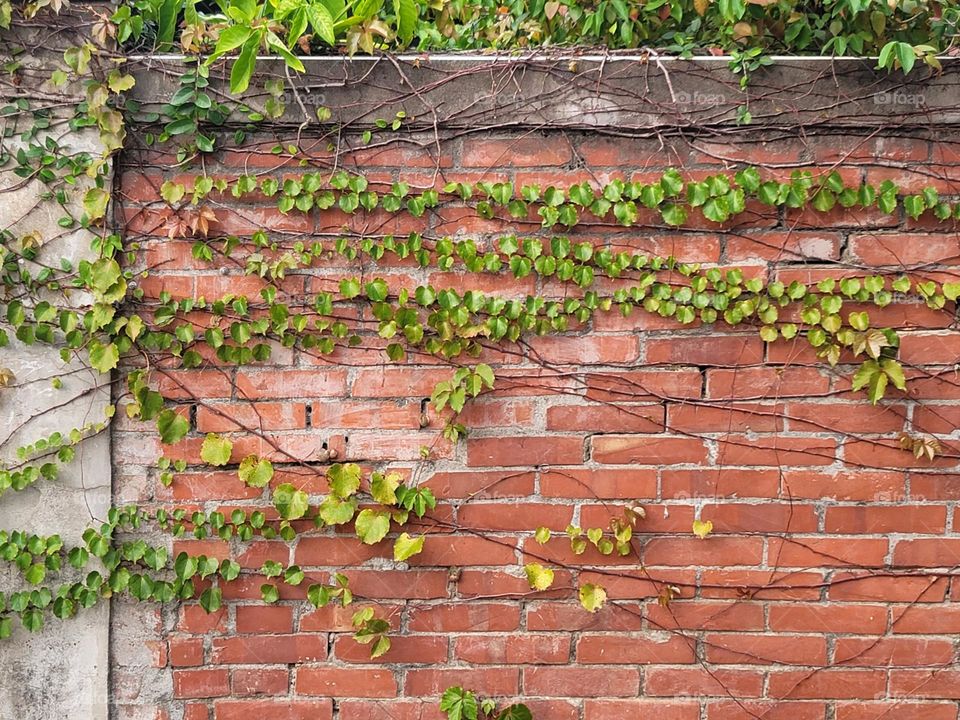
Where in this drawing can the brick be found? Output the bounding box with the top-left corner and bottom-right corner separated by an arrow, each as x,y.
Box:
913,404 -> 960,434
540,468 -> 656,498
890,670 -> 960,699
526,335 -> 640,364
310,400 -> 421,429
456,568 -> 574,598
585,369 -> 703,401
847,233 -> 960,266
546,403 -> 664,432
667,402 -> 784,432
337,700 -> 436,720
170,638 -> 205,667
211,635 -> 327,664
716,436 -> 837,466
893,538 -> 960,567
835,702 -> 958,720
700,570 -> 825,601
455,634 -> 570,664
184,704 -> 210,720
899,332 -> 960,366
408,602 -> 520,632
780,470 -> 905,502
829,573 -> 947,602
527,601 -> 646,631
456,502 -> 572,531
725,232 -> 842,262
461,136 -> 572,167
213,700 -> 332,720
334,635 -> 448,664
294,537 -> 385,566
824,505 -> 947,534
644,667 -> 764,697
768,537 -> 889,567
230,668 -> 288,696
662,469 -> 780,499
467,436 -> 583,466
575,633 -> 695,664
196,402 -> 306,432
592,435 -> 707,464
236,370 -> 347,400
706,367 -> 830,399
644,601 -> 765,632
704,633 -> 827,665
295,667 -> 397,697
833,636 -> 955,666
644,537 -> 764,566
425,470 -> 536,499
410,536 -> 518,566
706,701 -> 827,720
456,398 -> 536,427
343,570 -> 448,599
169,471 -> 264,502
523,666 -> 640,697
179,605 -> 227,634
844,438 -> 958,469
784,401 -> 906,433
646,335 -> 764,365
156,369 -> 233,400
910,473 -> 960,500
403,668 -> 519,697
768,669 -> 887,699
235,606 -> 294,634
174,669 -> 230,699
700,502 -> 818,533
300,604 -> 403,633
769,604 -> 888,634
584,700 -> 700,720
891,605 -> 960,635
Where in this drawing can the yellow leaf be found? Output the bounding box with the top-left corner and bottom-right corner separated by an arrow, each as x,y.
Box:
692,519 -> 713,540
694,0 -> 710,15
524,563 -> 554,591
578,583 -> 606,613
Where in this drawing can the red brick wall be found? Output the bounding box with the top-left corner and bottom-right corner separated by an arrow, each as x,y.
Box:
114,124 -> 960,720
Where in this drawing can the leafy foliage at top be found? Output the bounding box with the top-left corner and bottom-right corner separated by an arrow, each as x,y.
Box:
104,0 -> 958,93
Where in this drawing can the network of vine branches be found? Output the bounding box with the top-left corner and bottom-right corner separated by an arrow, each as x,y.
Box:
2,2 -> 960,718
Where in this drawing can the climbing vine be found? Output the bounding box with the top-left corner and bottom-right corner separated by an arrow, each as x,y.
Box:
1,0 -> 960,717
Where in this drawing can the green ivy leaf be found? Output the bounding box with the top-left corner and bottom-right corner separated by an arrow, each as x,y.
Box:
578,583 -> 607,613
157,409 -> 189,445
355,509 -> 391,545
881,358 -> 907,391
328,463 -> 362,499
24,563 -> 45,585
393,0 -> 417,43
200,434 -> 233,466
371,472 -> 400,505
319,495 -> 358,525
160,181 -> 185,205
440,687 -> 478,720
393,532 -> 424,562
260,583 -> 280,603
524,563 -> 554,591
497,705 -> 533,720
88,341 -> 119,373
660,203 -> 687,226
83,187 -> 110,220
238,455 -> 273,487
273,483 -> 309,521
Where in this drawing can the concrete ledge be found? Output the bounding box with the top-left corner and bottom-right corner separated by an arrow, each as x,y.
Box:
129,55 -> 960,130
